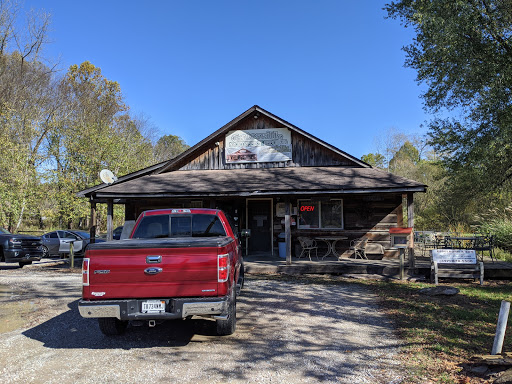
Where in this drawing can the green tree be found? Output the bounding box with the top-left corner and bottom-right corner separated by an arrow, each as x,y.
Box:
46,61 -> 155,229
0,1 -> 54,231
388,141 -> 419,174
361,153 -> 386,168
362,131 -> 446,230
153,134 -> 189,162
385,0 -> 512,201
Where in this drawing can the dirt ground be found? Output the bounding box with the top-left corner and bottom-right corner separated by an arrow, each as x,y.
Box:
0,260 -> 404,384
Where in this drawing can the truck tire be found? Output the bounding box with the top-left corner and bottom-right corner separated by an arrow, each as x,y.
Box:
98,317 -> 128,336
216,290 -> 236,336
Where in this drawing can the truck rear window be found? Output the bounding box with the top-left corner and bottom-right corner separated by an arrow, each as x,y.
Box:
132,214 -> 227,238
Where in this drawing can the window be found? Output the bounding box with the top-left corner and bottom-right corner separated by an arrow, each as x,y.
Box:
298,199 -> 343,229
132,214 -> 226,238
132,215 -> 170,238
192,215 -> 226,237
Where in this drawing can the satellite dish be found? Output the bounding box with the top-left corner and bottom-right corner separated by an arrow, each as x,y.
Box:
99,169 -> 118,185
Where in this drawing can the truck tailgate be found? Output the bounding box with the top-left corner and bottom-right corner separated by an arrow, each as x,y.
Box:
84,238 -> 232,299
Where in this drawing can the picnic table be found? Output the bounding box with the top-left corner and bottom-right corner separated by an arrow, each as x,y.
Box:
441,235 -> 495,262
315,236 -> 348,258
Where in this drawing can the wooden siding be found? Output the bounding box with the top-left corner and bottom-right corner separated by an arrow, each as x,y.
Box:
177,114 -> 360,171
126,193 -> 404,259
272,194 -> 403,259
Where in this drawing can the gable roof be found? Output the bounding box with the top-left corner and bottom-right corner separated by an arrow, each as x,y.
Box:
78,105 -> 372,197
155,105 -> 370,174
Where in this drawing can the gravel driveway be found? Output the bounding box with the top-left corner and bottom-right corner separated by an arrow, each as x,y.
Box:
0,261 -> 403,383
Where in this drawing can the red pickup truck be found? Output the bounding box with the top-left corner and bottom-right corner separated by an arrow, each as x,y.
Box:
78,208 -> 244,336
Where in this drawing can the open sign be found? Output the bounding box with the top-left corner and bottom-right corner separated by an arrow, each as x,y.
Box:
300,205 -> 315,212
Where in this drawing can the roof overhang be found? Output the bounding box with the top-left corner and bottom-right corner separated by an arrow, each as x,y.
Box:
86,166 -> 427,203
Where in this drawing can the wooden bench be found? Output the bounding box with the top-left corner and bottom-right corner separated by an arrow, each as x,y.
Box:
431,249 -> 484,285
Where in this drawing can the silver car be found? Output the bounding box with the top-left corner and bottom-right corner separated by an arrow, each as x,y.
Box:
41,230 -> 102,258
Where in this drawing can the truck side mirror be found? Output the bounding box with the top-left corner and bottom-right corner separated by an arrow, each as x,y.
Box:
240,229 -> 251,238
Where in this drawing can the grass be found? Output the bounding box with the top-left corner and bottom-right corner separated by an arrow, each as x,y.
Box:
251,274 -> 512,383
356,278 -> 512,383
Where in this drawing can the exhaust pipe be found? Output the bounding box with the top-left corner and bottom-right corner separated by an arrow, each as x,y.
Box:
148,320 -> 156,328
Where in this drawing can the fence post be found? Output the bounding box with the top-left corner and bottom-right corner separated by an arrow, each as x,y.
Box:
492,300 -> 510,355
69,240 -> 74,269
399,248 -> 405,280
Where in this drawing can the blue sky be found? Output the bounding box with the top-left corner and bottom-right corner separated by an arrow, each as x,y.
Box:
25,0 -> 428,159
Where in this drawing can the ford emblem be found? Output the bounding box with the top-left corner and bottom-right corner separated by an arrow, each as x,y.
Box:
144,267 -> 163,275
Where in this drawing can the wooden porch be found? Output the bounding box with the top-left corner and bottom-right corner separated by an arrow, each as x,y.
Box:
244,253 -> 512,280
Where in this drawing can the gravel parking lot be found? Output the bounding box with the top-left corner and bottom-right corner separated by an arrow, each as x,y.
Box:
0,261 -> 403,383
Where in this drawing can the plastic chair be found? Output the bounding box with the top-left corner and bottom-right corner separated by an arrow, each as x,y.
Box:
349,237 -> 368,259
297,237 -> 318,261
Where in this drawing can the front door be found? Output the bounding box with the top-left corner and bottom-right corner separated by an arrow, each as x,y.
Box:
247,199 -> 272,254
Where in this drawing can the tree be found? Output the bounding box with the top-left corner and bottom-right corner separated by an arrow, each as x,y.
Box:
0,0 -> 54,231
385,0 -> 512,194
45,61 -> 155,229
362,131 -> 446,230
153,134 -> 189,162
388,141 -> 419,174
361,153 -> 386,168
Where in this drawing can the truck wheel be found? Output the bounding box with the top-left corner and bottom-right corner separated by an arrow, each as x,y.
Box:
19,261 -> 32,268
42,245 -> 49,258
216,290 -> 236,336
98,318 -> 128,336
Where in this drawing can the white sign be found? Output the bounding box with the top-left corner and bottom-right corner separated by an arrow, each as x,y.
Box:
276,202 -> 286,217
431,249 -> 477,264
225,128 -> 292,163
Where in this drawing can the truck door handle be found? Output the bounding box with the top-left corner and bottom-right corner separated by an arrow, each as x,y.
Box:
146,255 -> 162,263
144,267 -> 163,275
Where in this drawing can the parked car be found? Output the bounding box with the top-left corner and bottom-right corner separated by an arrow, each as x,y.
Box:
41,230 -> 104,258
0,228 -> 43,267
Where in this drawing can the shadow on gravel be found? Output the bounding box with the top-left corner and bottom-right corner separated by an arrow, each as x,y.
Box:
0,264 -> 21,270
21,277 -> 403,383
22,300 -> 220,349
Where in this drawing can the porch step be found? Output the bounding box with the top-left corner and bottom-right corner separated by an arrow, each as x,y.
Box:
245,260 -> 419,277
244,259 -> 512,279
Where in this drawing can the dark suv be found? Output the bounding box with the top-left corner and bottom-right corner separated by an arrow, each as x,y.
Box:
0,228 -> 43,267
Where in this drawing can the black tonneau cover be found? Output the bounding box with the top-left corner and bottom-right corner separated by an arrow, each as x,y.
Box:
88,237 -> 234,250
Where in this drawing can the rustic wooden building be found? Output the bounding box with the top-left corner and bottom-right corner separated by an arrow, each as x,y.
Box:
78,105 -> 426,261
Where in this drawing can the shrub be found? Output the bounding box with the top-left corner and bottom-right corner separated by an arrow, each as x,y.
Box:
478,218 -> 512,252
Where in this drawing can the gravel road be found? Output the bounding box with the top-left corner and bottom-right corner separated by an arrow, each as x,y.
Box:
0,261 -> 404,383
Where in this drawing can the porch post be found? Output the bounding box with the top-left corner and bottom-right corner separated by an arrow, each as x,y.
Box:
107,199 -> 114,242
397,196 -> 404,227
285,198 -> 292,265
407,192 -> 414,228
407,192 -> 415,268
90,200 -> 97,244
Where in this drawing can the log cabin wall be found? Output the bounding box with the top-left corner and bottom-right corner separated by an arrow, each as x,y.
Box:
125,193 -> 402,259
272,194 -> 402,259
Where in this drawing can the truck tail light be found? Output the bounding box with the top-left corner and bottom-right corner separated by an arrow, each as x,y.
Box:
82,258 -> 90,286
218,253 -> 229,283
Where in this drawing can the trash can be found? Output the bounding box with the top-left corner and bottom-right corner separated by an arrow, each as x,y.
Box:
278,233 -> 286,258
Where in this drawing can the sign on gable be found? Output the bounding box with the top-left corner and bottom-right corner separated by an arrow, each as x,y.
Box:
225,128 -> 292,163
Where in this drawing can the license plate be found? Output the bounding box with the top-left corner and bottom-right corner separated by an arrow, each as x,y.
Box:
141,300 -> 166,313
